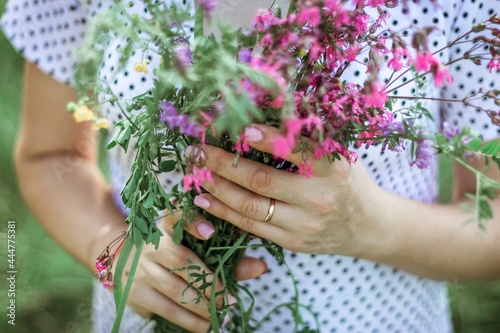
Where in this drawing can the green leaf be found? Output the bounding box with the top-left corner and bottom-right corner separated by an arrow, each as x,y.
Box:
112,239 -> 144,333
173,220 -> 184,244
148,142 -> 159,160
134,216 -> 149,234
468,137 -> 482,151
160,160 -> 177,173
143,194 -> 155,209
133,227 -> 143,245
481,140 -> 500,157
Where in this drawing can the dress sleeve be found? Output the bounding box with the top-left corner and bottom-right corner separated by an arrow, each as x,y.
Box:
0,0 -> 87,84
441,0 -> 500,142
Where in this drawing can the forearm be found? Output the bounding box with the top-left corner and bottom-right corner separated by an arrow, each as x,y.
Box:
15,151 -> 127,272
361,185 -> 500,281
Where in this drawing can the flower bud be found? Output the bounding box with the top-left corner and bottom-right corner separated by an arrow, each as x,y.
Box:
472,23 -> 487,33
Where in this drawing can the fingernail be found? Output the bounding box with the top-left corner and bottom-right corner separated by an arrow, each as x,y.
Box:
197,222 -> 215,239
244,127 -> 263,142
194,195 -> 210,209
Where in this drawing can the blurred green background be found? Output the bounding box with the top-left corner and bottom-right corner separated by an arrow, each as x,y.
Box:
1,1 -> 500,332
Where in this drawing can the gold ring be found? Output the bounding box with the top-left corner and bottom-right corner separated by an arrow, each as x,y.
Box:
264,198 -> 276,223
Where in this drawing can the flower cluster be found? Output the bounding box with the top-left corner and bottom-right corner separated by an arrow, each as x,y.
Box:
94,232 -> 126,289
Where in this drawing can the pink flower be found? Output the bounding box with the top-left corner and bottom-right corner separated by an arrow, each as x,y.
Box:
272,136 -> 294,159
488,58 -> 500,73
364,83 -> 388,109
313,138 -> 343,159
183,167 -> 214,193
296,7 -> 321,27
433,65 -> 453,87
298,161 -> 314,178
234,133 -> 250,155
196,0 -> 217,17
415,52 -> 439,72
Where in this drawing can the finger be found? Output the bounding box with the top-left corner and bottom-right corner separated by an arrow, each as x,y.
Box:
234,257 -> 267,281
130,286 -> 210,333
146,262 -> 211,319
162,204 -> 215,240
197,144 -> 301,204
196,172 -> 297,227
153,234 -> 226,305
242,124 -> 333,176
192,192 -> 287,244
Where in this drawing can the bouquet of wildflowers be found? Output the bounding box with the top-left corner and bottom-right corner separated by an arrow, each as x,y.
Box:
71,0 -> 500,332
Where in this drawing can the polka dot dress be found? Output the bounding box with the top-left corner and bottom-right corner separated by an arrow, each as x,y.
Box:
2,1 -> 499,332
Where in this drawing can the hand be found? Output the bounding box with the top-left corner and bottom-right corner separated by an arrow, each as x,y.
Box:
122,209 -> 267,332
191,124 -> 386,255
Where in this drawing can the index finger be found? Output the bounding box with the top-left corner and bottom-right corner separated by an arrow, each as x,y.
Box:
199,144 -> 302,204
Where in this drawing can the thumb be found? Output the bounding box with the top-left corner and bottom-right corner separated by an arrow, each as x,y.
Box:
234,257 -> 268,281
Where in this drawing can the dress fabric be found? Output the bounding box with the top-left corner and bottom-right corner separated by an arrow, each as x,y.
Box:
2,0 -> 500,332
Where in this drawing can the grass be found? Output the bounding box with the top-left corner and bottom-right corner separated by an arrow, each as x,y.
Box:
0,1 -> 500,332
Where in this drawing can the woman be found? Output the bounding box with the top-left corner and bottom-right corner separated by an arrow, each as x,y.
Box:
2,0 -> 500,332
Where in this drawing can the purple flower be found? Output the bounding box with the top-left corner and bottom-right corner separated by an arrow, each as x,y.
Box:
158,101 -> 201,138
159,101 -> 178,125
443,122 -> 460,138
238,48 -> 252,63
174,44 -> 192,70
411,138 -> 434,169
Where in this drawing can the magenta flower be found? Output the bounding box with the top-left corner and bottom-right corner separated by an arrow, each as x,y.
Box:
298,161 -> 314,178
183,167 -> 214,193
488,58 -> 500,73
296,7 -> 321,27
415,52 -> 439,72
196,0 -> 217,16
364,83 -> 388,109
433,65 -> 453,87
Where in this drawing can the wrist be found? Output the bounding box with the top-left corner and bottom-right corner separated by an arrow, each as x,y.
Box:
348,170 -> 398,261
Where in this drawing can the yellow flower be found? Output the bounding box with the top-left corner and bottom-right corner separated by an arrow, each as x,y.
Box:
73,105 -> 94,123
93,118 -> 111,130
134,61 -> 149,74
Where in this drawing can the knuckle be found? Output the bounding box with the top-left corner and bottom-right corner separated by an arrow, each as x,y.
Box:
240,196 -> 261,218
162,278 -> 181,297
158,303 -> 180,321
239,216 -> 257,233
213,153 -> 226,175
313,193 -> 335,216
170,247 -> 192,269
219,204 -> 232,221
248,167 -> 274,192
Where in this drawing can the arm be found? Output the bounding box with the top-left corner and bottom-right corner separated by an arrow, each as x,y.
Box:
190,125 -> 500,282
15,62 -> 125,270
15,62 -> 265,332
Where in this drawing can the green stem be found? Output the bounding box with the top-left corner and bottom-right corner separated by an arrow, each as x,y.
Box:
194,4 -> 204,40
112,237 -> 144,333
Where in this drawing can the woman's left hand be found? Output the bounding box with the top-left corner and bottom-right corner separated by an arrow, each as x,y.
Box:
190,124 -> 387,255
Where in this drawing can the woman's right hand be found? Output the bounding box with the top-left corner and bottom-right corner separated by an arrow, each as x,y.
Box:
124,211 -> 268,333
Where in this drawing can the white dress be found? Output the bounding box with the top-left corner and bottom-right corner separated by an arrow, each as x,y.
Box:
2,1 -> 500,332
